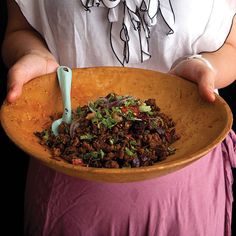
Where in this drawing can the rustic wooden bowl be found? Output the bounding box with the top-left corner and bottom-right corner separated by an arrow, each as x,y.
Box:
0,67 -> 233,182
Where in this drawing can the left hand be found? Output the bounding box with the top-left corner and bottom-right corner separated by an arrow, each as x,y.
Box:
169,58 -> 216,102
6,51 -> 59,103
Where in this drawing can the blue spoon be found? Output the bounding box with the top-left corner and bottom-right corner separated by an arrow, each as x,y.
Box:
51,66 -> 72,135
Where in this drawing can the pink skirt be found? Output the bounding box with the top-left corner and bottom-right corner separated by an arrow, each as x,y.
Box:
24,131 -> 236,236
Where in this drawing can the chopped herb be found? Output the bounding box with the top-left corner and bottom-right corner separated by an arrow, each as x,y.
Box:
125,147 -> 135,156
112,106 -> 121,114
77,106 -> 83,116
88,102 -> 96,113
83,151 -> 99,161
107,93 -> 116,102
167,146 -> 176,154
129,140 -> 137,151
80,134 -> 96,140
42,130 -> 49,141
109,138 -> 114,145
124,99 -> 136,107
101,116 -> 117,129
99,149 -> 105,159
139,103 -> 152,113
130,140 -> 137,146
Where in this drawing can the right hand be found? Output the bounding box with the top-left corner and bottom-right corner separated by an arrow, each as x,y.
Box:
169,57 -> 216,103
7,51 -> 59,103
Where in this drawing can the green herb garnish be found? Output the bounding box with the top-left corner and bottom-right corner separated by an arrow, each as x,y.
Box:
80,134 -> 96,140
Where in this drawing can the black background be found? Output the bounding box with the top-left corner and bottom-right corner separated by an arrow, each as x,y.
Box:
0,1 -> 29,235
0,1 -> 235,235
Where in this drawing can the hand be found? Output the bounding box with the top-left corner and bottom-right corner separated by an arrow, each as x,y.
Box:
169,57 -> 216,102
6,51 -> 59,103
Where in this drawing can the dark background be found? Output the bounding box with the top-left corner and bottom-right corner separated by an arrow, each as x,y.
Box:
0,1 -> 29,235
0,1 -> 235,235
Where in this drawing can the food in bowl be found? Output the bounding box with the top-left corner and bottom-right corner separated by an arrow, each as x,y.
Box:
35,93 -> 180,168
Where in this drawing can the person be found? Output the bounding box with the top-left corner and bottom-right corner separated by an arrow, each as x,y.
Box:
2,0 -> 236,235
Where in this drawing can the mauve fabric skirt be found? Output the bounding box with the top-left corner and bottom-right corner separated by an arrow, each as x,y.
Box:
24,131 -> 236,236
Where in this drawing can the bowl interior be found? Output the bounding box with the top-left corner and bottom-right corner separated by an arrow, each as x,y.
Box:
0,67 -> 232,182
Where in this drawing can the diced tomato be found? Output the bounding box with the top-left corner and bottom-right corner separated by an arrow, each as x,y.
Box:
129,106 -> 140,116
72,158 -> 83,165
121,106 -> 128,113
121,106 -> 140,116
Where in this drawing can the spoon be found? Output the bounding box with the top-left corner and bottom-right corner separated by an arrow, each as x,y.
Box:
51,66 -> 72,135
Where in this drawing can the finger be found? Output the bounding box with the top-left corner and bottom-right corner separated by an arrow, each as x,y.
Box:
169,59 -> 216,102
6,55 -> 59,103
6,67 -> 25,103
198,73 -> 216,103
6,83 -> 23,103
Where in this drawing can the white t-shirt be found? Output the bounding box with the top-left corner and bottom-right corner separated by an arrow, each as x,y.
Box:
16,0 -> 236,72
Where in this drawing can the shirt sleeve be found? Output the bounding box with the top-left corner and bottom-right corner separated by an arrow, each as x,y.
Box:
15,0 -> 59,60
192,0 -> 236,53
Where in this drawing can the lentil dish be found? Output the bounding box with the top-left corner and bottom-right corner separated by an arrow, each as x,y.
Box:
35,93 -> 180,168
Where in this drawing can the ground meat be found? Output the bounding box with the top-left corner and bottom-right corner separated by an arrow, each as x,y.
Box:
35,93 -> 180,168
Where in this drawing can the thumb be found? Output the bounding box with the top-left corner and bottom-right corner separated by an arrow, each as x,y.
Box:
6,55 -> 59,103
7,83 -> 23,103
198,72 -> 216,103
169,58 -> 216,102
6,67 -> 25,103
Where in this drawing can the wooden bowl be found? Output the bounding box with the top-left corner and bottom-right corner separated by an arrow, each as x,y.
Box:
0,67 -> 233,182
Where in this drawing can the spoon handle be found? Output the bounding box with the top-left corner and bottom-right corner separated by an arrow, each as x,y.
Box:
57,66 -> 72,124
